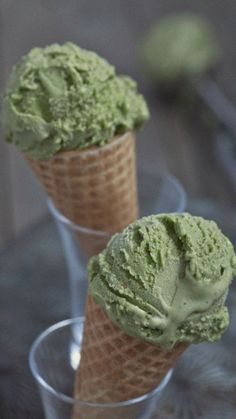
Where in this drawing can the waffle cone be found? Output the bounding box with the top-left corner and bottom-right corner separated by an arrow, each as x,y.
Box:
26,132 -> 138,256
73,295 -> 187,411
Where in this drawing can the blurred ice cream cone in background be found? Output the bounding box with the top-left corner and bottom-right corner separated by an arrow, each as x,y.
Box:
141,13 -> 236,195
140,13 -> 220,91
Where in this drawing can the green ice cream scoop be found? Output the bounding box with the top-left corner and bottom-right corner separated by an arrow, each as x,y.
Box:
141,13 -> 220,83
88,213 -> 236,351
1,42 -> 149,160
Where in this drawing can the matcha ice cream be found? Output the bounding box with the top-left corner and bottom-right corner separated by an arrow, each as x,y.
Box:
2,42 -> 149,160
141,14 -> 220,83
88,213 -> 236,351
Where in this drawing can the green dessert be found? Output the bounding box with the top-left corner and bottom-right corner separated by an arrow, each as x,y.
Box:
141,13 -> 220,83
88,213 -> 236,350
1,42 -> 149,160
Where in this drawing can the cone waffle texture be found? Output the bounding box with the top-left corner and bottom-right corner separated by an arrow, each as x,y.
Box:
26,132 -> 138,256
74,295 -> 187,405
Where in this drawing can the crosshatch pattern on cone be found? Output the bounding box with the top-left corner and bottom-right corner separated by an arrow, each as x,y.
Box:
74,295 -> 187,404
27,132 -> 137,233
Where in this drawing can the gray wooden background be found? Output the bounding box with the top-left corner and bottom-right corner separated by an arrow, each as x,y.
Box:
1,0 -> 236,250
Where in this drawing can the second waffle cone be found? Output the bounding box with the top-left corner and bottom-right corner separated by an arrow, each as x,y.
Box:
74,295 -> 187,405
27,132 -> 138,256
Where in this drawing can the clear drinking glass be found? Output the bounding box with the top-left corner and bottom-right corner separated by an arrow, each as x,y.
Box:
29,317 -> 172,419
48,169 -> 186,321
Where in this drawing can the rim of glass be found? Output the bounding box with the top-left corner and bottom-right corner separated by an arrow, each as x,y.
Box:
29,317 -> 172,408
47,198 -> 111,237
138,167 -> 186,214
163,171 -> 187,213
47,169 -> 186,232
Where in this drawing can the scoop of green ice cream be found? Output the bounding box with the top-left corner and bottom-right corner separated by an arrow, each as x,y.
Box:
88,213 -> 236,351
1,42 -> 149,160
141,13 -> 220,83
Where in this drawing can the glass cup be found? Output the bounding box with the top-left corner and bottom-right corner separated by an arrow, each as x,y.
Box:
48,169 -> 186,321
29,317 -> 172,419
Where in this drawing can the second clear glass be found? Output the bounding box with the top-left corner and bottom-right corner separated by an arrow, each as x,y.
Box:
48,169 -> 186,320
29,317 -> 173,419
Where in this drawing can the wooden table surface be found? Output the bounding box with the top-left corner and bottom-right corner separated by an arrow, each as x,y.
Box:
0,1 -> 236,418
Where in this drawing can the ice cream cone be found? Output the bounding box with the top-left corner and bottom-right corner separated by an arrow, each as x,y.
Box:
2,43 -> 149,257
74,295 -> 187,406
26,132 -> 138,256
72,212 -> 236,418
